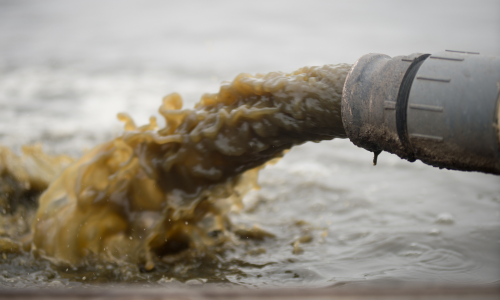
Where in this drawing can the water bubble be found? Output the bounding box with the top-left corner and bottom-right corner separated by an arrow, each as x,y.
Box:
429,228 -> 441,236
48,280 -> 64,287
435,213 -> 454,225
186,278 -> 206,285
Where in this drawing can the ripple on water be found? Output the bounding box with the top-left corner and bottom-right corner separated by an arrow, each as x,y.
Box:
393,241 -> 482,283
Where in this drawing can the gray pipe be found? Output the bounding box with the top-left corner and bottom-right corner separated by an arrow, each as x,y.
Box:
341,51 -> 500,175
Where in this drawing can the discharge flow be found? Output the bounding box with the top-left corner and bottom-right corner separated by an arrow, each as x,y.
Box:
2,64 -> 352,270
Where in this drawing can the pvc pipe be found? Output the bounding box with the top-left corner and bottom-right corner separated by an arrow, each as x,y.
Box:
341,51 -> 500,175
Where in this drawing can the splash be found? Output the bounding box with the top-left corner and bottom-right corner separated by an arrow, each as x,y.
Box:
4,64 -> 350,270
0,145 -> 74,255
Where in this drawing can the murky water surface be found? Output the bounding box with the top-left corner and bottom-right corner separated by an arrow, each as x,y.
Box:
0,0 -> 499,290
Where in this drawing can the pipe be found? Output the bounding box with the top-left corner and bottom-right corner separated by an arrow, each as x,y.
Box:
341,51 -> 500,175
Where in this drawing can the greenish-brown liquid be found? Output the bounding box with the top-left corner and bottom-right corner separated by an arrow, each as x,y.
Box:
0,63 -> 350,286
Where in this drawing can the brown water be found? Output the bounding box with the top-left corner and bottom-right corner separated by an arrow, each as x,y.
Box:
0,63 -> 351,286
